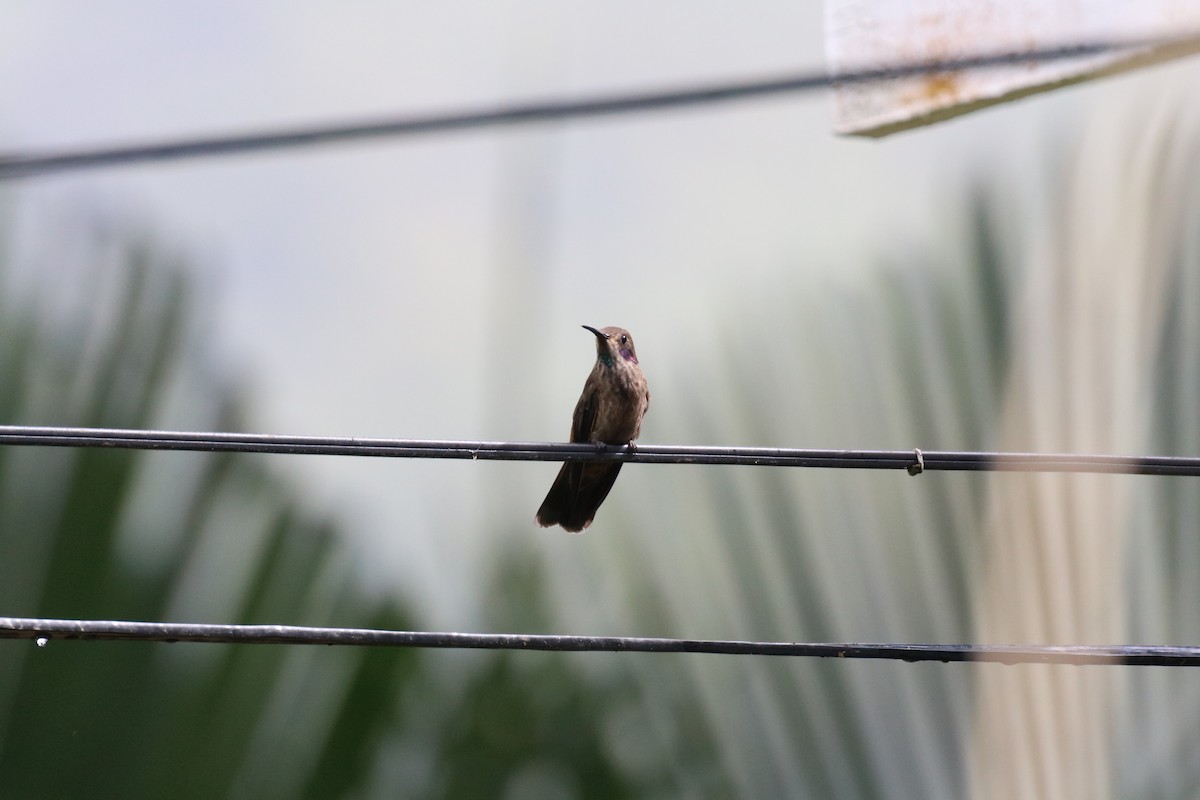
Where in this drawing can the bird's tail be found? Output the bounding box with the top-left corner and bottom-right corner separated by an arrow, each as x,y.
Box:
535,461 -> 624,532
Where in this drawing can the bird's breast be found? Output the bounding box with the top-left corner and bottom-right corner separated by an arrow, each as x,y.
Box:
590,365 -> 648,444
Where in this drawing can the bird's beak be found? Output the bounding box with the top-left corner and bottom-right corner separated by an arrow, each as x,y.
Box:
581,325 -> 609,340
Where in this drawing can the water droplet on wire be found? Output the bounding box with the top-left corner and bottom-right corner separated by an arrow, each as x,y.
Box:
35,637 -> 48,648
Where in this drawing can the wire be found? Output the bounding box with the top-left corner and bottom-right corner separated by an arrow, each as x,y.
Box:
0,424 -> 1197,476
1,617 -> 1196,666
1,34 -> 1195,180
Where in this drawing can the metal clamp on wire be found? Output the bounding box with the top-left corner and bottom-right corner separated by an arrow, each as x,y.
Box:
907,448 -> 925,476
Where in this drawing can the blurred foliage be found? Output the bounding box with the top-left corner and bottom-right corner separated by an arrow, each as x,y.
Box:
7,115 -> 1200,800
0,231 -> 415,799
408,545 -> 727,799
553,120 -> 1200,798
556,186 -> 1021,798
0,226 -> 713,798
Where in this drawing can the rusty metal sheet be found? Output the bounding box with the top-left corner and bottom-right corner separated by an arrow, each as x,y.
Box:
826,0 -> 1200,136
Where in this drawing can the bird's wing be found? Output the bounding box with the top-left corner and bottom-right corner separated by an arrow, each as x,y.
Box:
571,386 -> 599,444
562,385 -> 599,501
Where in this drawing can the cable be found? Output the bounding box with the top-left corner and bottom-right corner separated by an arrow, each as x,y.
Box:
1,617 -> 1196,666
1,34 -> 1195,179
0,424 -> 1197,475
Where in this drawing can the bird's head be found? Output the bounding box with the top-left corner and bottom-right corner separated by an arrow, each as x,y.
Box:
583,325 -> 638,366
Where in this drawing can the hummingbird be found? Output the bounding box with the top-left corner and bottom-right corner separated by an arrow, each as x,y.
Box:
536,325 -> 651,532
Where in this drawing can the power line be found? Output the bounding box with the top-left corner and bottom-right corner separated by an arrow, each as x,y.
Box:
1,34 -> 1195,180
1,617 -> 1196,666
0,424 -> 1198,475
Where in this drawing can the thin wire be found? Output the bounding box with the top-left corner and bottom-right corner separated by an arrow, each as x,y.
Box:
0,424 -> 1197,475
1,617 -> 1196,666
2,34 -> 1196,180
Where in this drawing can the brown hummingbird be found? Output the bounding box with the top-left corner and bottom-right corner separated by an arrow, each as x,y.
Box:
536,325 -> 650,532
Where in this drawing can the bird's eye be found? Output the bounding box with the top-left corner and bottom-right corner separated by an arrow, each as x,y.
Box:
620,335 -> 628,345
